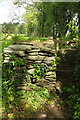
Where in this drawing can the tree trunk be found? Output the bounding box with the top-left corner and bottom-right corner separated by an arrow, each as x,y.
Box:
64,11 -> 72,36
78,13 -> 80,33
41,13 -> 46,37
53,24 -> 55,39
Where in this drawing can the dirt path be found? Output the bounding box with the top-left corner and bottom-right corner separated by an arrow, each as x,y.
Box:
31,96 -> 72,120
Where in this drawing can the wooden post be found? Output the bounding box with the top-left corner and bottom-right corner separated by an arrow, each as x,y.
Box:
56,38 -> 59,51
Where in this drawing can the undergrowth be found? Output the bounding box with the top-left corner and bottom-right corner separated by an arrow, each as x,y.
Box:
61,65 -> 80,120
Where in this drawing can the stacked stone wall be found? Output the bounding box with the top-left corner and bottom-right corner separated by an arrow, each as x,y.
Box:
4,40 -> 56,91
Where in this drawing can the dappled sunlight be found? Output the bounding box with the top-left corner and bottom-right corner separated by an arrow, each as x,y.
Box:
2,88 -> 71,119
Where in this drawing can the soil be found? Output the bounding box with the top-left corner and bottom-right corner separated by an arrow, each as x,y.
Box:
30,95 -> 72,120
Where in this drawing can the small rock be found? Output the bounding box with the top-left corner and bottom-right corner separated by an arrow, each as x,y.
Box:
44,56 -> 55,61
27,69 -> 35,74
5,57 -> 9,60
4,59 -> 9,63
27,55 -> 45,61
28,52 -> 38,56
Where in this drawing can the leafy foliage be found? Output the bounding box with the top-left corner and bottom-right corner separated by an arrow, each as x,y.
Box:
61,64 -> 80,120
24,85 -> 50,111
32,54 -> 59,81
61,86 -> 80,120
2,48 -> 57,118
67,20 -> 78,39
13,2 -> 80,37
2,54 -> 27,111
32,64 -> 49,79
12,34 -> 25,43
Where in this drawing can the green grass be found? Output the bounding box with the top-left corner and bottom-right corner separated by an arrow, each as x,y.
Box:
2,38 -> 13,51
40,37 -> 47,41
2,34 -> 48,46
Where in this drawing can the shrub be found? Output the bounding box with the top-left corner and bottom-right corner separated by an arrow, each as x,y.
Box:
12,34 -> 25,43
61,86 -> 80,120
61,65 -> 80,119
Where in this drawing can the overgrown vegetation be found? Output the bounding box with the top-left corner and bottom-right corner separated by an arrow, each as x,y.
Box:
2,43 -> 57,118
2,31 -> 80,119
61,63 -> 80,119
32,55 -> 58,81
1,1 -> 80,119
1,2 -> 80,38
61,86 -> 80,119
